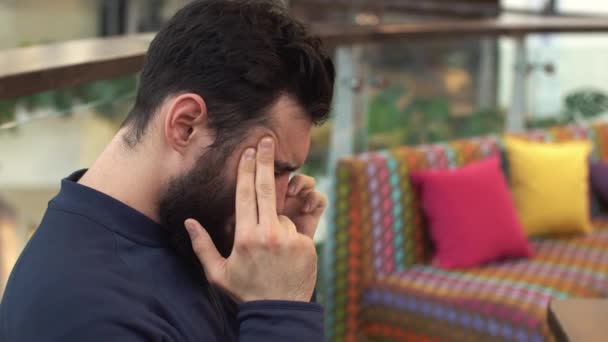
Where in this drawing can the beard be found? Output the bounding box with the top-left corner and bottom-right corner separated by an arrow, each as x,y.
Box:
158,146 -> 236,271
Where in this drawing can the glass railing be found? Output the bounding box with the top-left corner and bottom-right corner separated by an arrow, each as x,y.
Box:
345,37 -> 608,144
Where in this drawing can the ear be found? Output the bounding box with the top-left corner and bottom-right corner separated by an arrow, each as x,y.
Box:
164,93 -> 208,155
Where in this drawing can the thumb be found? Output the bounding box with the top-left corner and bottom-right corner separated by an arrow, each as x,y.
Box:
295,218 -> 319,241
184,219 -> 225,283
298,206 -> 325,240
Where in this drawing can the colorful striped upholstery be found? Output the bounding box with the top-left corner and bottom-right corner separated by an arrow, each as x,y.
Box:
326,122 -> 608,341
361,226 -> 608,342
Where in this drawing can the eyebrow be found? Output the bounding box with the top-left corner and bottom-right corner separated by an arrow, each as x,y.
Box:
274,160 -> 300,173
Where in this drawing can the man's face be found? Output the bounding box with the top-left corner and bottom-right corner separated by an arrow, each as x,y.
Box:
159,96 -> 312,261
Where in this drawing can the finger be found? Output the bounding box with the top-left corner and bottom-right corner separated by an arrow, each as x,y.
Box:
278,215 -> 298,234
235,148 -> 258,235
184,219 -> 225,284
294,188 -> 314,202
302,191 -> 328,215
256,137 -> 277,226
287,175 -> 316,197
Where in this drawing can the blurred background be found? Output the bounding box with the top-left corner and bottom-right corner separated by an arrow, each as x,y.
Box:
1,0 -> 608,302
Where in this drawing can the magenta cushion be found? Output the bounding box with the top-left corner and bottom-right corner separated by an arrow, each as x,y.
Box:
410,156 -> 533,269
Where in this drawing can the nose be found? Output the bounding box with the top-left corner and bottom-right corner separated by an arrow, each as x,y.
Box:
275,174 -> 290,214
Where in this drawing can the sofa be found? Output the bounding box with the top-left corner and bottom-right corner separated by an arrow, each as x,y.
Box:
325,122 -> 608,342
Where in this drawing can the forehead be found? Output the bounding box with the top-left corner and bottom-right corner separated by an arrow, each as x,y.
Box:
234,95 -> 312,169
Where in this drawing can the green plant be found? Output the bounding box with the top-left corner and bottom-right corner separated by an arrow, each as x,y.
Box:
367,85 -> 407,136
0,74 -> 138,128
366,85 -> 504,150
564,89 -> 608,120
527,89 -> 608,129
0,99 -> 18,126
452,108 -> 505,139
300,123 -> 333,177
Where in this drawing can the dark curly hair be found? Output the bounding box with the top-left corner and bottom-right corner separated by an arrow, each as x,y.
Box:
122,0 -> 335,147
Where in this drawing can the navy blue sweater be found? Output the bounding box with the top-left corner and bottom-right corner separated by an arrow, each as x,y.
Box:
1,171 -> 324,341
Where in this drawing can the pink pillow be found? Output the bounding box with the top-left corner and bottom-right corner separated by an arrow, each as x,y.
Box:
410,156 -> 533,269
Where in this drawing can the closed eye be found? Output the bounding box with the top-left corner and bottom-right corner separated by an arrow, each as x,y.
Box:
274,161 -> 299,177
274,169 -> 293,177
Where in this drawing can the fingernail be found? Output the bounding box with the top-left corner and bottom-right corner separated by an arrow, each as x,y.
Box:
305,203 -> 312,212
260,137 -> 273,149
244,148 -> 255,160
184,220 -> 198,238
289,185 -> 296,195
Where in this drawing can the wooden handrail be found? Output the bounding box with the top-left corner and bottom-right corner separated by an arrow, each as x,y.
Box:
2,14 -> 608,100
316,14 -> 608,45
0,34 -> 154,100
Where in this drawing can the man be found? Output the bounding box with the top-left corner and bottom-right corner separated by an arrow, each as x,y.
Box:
0,0 -> 335,341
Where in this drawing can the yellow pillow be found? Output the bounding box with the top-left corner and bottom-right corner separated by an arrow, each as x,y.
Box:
504,137 -> 592,237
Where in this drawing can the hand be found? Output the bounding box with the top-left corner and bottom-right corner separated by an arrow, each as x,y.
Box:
184,137 -> 318,303
283,175 -> 327,240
